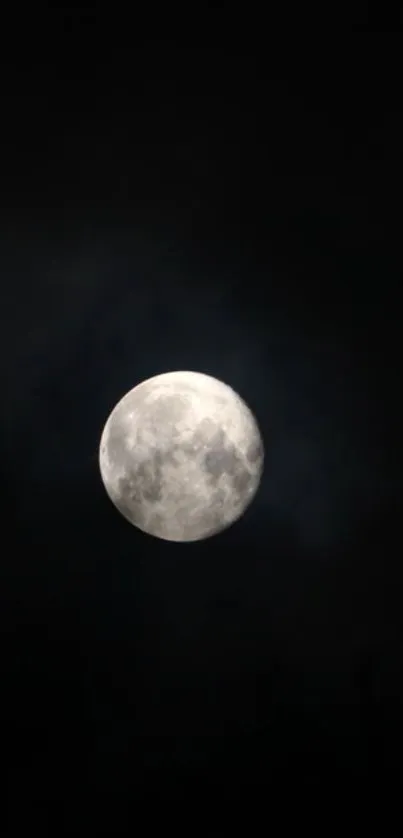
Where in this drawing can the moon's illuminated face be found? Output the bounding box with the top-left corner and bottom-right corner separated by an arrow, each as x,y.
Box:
99,370 -> 264,542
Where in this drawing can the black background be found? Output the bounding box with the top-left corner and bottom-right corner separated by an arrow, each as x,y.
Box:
2,19 -> 402,830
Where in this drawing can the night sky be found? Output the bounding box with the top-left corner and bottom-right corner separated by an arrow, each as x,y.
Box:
2,23 -> 403,829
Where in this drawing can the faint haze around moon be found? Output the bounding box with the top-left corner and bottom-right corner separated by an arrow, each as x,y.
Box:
99,370 -> 264,542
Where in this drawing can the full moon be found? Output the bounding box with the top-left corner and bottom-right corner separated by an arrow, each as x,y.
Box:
99,370 -> 264,542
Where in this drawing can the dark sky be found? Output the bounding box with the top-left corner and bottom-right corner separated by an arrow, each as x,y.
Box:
2,24 -> 402,828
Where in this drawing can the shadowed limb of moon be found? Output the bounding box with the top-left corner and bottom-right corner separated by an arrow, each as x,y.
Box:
99,370 -> 264,542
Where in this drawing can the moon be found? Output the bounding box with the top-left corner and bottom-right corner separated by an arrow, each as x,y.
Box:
99,370 -> 264,542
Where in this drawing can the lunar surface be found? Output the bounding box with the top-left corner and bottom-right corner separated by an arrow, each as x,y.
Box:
99,370 -> 264,542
